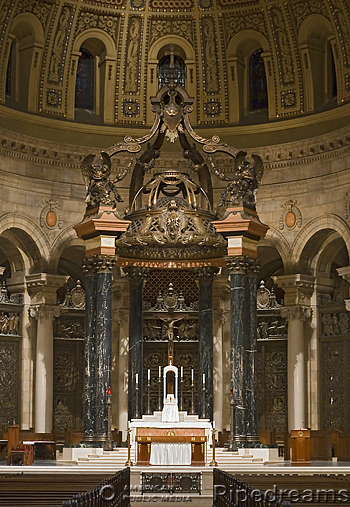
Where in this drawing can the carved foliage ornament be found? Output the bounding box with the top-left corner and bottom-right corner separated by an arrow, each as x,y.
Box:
149,19 -> 194,46
0,340 -> 19,428
48,6 -> 73,84
75,10 -> 120,41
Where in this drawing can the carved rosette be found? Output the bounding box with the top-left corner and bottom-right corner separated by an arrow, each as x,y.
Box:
225,255 -> 259,275
280,305 -> 312,321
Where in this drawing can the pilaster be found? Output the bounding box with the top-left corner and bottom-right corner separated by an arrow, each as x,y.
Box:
336,266 -> 350,310
275,275 -> 314,430
26,273 -> 68,434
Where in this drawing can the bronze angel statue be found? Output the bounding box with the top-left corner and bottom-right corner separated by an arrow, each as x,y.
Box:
210,151 -> 264,210
81,152 -> 129,210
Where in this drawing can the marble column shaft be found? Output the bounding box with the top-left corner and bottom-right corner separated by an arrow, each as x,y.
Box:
228,268 -> 246,440
95,269 -> 113,438
126,267 -> 145,420
244,261 -> 259,441
198,267 -> 217,421
83,255 -> 115,440
83,270 -> 97,440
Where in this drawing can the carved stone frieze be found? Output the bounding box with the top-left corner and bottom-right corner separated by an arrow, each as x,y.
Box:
144,282 -> 199,312
292,0 -> 330,29
54,315 -> 85,339
149,18 -> 194,46
0,282 -> 23,306
321,312 -> 349,336
0,311 -> 20,336
13,0 -> 52,29
75,10 -> 120,41
224,11 -> 266,46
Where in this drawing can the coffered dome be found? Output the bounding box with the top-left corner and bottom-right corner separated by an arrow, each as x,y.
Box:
1,0 -> 350,140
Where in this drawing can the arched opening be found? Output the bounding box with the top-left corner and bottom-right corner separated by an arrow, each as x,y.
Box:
299,15 -> 337,112
5,14 -> 44,111
158,54 -> 185,89
69,31 -> 116,124
249,49 -> 268,112
74,49 -> 94,110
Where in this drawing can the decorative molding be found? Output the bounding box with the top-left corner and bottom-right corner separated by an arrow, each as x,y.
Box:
40,199 -> 63,230
29,304 -> 61,320
279,200 -> 302,230
60,280 -> 85,310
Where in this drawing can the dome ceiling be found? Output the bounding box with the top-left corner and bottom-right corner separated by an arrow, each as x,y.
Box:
0,0 -> 349,130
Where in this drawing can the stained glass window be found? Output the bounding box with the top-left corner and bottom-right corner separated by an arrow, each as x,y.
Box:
75,49 -> 94,110
330,47 -> 337,98
158,54 -> 185,89
249,49 -> 268,111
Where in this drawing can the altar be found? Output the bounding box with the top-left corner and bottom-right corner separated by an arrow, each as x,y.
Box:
130,365 -> 212,466
130,412 -> 211,466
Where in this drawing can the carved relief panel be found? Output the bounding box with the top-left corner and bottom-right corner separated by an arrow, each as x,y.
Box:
257,340 -> 288,432
0,338 -> 20,428
53,339 -> 84,431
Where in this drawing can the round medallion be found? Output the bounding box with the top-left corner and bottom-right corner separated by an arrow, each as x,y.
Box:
285,211 -> 296,228
46,211 -> 57,227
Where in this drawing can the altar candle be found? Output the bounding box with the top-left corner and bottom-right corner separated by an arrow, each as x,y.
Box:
159,366 -> 161,377
203,374 -> 205,387
181,366 -> 183,379
136,373 -> 138,385
213,420 -> 215,429
191,369 -> 194,383
148,368 -> 150,382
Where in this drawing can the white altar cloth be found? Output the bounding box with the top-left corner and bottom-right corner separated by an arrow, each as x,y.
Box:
150,442 -> 191,465
162,394 -> 179,422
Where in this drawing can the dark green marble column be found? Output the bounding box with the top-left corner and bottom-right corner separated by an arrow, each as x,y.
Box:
198,266 -> 218,421
245,258 -> 259,442
225,256 -> 248,442
125,267 -> 146,420
82,258 -> 97,441
95,257 -> 115,439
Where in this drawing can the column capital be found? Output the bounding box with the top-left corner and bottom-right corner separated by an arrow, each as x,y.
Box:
26,273 -> 69,306
336,266 -> 350,283
29,304 -> 60,321
82,254 -> 115,274
273,273 -> 314,306
225,255 -> 259,275
280,304 -> 312,321
196,266 -> 219,281
123,265 -> 148,281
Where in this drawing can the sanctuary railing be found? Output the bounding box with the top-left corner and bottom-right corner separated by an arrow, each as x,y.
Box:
213,469 -> 290,507
62,467 -> 130,507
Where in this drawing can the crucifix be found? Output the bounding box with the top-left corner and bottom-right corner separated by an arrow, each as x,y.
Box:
159,315 -> 183,395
